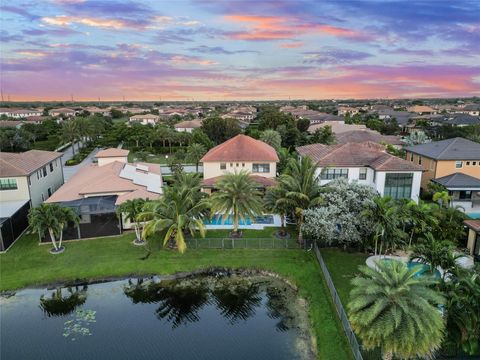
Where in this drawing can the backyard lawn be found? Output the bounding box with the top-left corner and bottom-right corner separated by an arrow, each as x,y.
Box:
0,232 -> 353,360
320,248 -> 369,305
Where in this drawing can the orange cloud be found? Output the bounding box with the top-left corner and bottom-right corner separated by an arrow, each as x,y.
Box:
279,42 -> 304,48
224,14 -> 365,41
41,15 -> 137,29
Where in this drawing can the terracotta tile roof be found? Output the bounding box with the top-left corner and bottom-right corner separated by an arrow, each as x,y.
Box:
464,220 -> 480,233
129,114 -> 160,120
297,142 -> 422,171
308,122 -> 367,134
0,121 -> 23,128
0,150 -> 63,177
202,175 -> 276,187
174,119 -> 202,128
95,148 -> 130,158
201,135 -> 279,162
336,130 -> 403,146
46,161 -> 161,204
25,116 -> 49,122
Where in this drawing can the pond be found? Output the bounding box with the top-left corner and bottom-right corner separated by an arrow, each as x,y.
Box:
1,274 -> 315,360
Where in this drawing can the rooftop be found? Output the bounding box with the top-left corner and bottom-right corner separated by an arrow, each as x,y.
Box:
464,220 -> 480,233
0,150 -> 63,177
95,148 -> 130,158
201,134 -> 279,163
129,114 -> 160,119
336,130 -> 403,145
174,119 -> 202,128
297,142 -> 422,171
432,173 -> 480,189
405,137 -> 480,160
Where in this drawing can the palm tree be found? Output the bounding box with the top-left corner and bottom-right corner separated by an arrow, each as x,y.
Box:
116,198 -> 146,245
260,130 -> 282,151
61,120 -> 79,154
140,174 -> 208,253
186,143 -> 207,173
264,186 -> 289,236
405,200 -> 438,247
362,196 -> 404,255
433,191 -> 451,208
348,260 -> 445,360
410,232 -> 460,279
277,157 -> 323,244
28,203 -> 79,253
210,170 -> 263,237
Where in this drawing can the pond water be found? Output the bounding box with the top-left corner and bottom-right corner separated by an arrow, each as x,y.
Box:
1,275 -> 315,360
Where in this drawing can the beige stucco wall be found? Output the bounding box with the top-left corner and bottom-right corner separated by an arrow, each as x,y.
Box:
97,156 -> 128,167
467,228 -> 478,256
203,161 -> 277,179
28,159 -> 64,207
0,176 -> 30,203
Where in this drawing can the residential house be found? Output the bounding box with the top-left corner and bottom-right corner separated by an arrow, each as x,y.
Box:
9,109 -> 43,118
129,114 -> 161,125
45,149 -> 162,240
174,119 -> 202,133
335,130 -> 403,147
337,106 -> 360,116
0,121 -> 23,129
463,220 -> 480,260
455,104 -> 480,116
308,122 -> 367,134
404,137 -> 480,189
25,116 -> 49,124
297,142 -> 423,202
406,105 -> 436,115
432,173 -> 480,216
49,108 -> 76,117
200,134 -> 279,194
0,150 -> 64,251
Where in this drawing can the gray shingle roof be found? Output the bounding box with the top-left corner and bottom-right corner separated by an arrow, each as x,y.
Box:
432,172 -> 480,189
405,137 -> 480,160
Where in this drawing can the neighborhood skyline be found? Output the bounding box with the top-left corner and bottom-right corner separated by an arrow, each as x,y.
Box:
1,0 -> 480,101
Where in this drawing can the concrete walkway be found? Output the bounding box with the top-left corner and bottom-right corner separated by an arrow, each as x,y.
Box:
61,144 -> 100,182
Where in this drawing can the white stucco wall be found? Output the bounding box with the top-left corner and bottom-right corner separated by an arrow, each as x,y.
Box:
0,176 -> 30,203
28,158 -> 64,207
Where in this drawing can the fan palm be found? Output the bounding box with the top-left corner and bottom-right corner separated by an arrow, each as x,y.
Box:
348,260 -> 445,360
277,156 -> 323,244
210,170 -> 263,236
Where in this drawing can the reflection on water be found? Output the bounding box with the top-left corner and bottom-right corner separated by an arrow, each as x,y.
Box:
124,276 -> 294,331
1,275 -> 315,360
39,285 -> 88,317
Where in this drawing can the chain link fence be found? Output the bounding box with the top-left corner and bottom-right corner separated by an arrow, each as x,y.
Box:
185,237 -> 300,249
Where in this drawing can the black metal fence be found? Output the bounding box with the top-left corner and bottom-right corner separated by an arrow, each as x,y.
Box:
185,237 -> 300,249
313,242 -> 364,360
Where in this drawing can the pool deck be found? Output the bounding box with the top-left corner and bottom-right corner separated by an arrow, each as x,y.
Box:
204,215 -> 282,230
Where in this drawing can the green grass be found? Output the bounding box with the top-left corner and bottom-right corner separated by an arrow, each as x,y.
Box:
0,232 -> 352,360
320,248 -> 368,304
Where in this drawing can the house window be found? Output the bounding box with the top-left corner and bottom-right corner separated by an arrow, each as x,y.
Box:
473,161 -> 477,166
0,178 -> 18,190
49,163 -> 54,172
252,163 -> 270,173
230,163 -> 233,167
384,173 -> 413,199
459,190 -> 472,200
41,193 -> 45,201
359,168 -> 367,180
220,163 -> 226,170
242,163 -> 245,167
47,187 -> 52,197
321,168 -> 349,180
410,153 -> 414,161
418,157 -> 422,165
42,167 -> 47,177
455,161 -> 463,168
466,161 -> 471,166
236,163 -> 239,167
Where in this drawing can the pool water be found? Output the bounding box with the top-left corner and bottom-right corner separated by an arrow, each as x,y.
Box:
0,275 -> 314,360
467,212 -> 480,219
205,214 -> 274,225
382,259 -> 441,278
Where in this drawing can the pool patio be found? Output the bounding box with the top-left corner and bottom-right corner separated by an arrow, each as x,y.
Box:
204,214 -> 282,230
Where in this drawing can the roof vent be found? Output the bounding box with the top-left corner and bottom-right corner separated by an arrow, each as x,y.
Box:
136,164 -> 149,172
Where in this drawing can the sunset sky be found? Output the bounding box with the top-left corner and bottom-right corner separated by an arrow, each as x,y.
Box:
1,0 -> 479,101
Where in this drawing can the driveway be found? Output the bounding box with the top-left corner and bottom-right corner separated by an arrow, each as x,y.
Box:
62,146 -> 100,182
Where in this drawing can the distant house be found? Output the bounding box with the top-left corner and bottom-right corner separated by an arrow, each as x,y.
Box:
46,149 -> 162,240
49,108 -> 76,117
337,106 -> 360,116
200,134 -> 279,194
82,106 -> 111,116
174,119 -> 202,133
405,137 -> 480,189
24,116 -> 49,124
455,104 -> 480,116
432,173 -> 480,216
9,109 -> 43,118
129,114 -> 160,125
406,105 -> 436,115
0,150 -> 64,251
335,130 -> 403,147
297,142 -> 423,202
445,114 -> 480,127
0,121 -> 23,129
308,122 -> 367,134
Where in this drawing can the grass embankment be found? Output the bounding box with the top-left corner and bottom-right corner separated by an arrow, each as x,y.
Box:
0,232 -> 352,360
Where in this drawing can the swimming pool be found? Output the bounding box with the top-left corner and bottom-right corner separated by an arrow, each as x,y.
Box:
467,212 -> 480,219
382,259 -> 441,279
204,214 -> 275,225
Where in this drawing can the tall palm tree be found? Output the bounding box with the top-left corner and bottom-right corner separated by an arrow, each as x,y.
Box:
61,120 -> 79,154
348,260 -> 445,360
264,186 -> 289,236
29,203 -> 79,253
433,191 -> 451,208
405,200 -> 438,247
362,196 -> 404,255
116,198 -> 146,245
277,157 -> 323,244
186,143 -> 207,173
210,170 -> 263,237
140,174 -> 208,253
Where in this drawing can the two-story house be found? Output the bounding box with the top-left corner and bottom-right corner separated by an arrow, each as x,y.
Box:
200,134 -> 279,194
297,142 -> 423,202
129,114 -> 161,125
405,138 -> 480,216
0,150 -> 64,251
